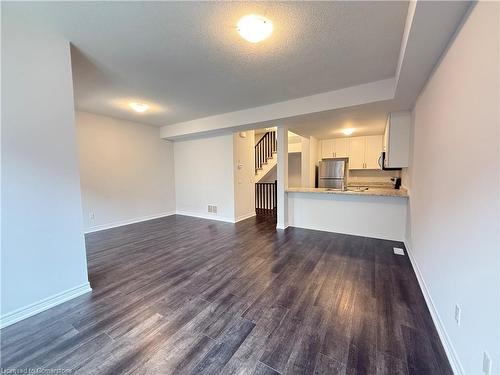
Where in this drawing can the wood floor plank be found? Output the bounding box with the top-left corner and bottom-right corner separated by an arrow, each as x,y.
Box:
0,215 -> 452,375
314,353 -> 346,375
220,306 -> 288,374
190,318 -> 256,374
253,361 -> 281,375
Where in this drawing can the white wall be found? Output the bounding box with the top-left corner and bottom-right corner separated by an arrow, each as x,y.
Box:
174,134 -> 235,222
76,111 -> 176,232
300,137 -> 310,188
276,127 -> 289,229
260,153 -> 301,187
288,153 -> 302,188
1,5 -> 90,325
407,3 -> 500,374
309,136 -> 319,187
233,131 -> 256,221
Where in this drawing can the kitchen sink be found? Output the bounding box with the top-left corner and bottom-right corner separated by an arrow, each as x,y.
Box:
346,187 -> 369,192
325,187 -> 369,192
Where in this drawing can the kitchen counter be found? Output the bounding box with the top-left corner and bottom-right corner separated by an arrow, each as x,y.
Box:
286,187 -> 408,198
286,186 -> 408,240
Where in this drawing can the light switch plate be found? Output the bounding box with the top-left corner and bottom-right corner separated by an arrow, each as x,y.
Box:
393,247 -> 405,256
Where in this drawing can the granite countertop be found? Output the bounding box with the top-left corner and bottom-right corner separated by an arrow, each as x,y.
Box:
286,186 -> 409,198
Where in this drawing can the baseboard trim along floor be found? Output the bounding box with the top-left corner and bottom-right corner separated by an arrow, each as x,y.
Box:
0,283 -> 92,329
84,211 -> 176,233
404,239 -> 465,375
175,211 -> 236,223
235,212 -> 257,223
86,211 -> 257,235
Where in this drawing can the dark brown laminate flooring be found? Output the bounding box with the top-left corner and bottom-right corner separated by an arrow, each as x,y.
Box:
1,215 -> 452,375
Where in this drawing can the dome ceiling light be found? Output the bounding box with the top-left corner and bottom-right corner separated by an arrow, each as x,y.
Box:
237,14 -> 273,43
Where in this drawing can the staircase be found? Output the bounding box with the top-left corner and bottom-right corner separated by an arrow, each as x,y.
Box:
254,131 -> 277,217
254,131 -> 277,182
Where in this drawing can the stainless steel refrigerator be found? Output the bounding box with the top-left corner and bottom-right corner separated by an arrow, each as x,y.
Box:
318,158 -> 348,189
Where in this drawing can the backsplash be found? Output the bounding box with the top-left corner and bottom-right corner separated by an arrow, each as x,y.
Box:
348,169 -> 401,184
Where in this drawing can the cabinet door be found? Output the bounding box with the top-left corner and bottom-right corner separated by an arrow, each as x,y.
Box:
383,115 -> 390,152
334,138 -> 349,158
348,137 -> 365,169
320,139 -> 335,159
365,135 -> 383,169
386,112 -> 411,168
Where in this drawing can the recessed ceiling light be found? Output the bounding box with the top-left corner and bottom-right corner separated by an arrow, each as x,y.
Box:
237,14 -> 273,43
342,128 -> 355,136
129,102 -> 150,113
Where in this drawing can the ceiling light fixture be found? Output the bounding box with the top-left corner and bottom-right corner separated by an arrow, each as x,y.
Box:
342,128 -> 355,136
237,14 -> 273,43
129,102 -> 150,113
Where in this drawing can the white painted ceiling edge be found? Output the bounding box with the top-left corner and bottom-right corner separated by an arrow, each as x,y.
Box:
160,1 -> 471,140
160,78 -> 395,140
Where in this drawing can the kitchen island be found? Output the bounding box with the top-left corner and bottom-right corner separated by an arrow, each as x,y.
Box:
287,186 -> 408,198
286,186 -> 408,241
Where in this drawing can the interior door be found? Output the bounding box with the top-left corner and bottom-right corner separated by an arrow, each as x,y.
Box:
334,138 -> 349,158
320,139 -> 335,158
365,135 -> 383,169
348,137 -> 365,169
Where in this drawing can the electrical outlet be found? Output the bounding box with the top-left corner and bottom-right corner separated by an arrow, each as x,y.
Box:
207,205 -> 217,214
89,212 -> 95,221
455,304 -> 461,326
483,352 -> 491,375
393,247 -> 405,256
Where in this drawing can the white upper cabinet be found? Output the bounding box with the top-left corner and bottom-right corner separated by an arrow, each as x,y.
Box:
365,135 -> 383,169
321,135 -> 383,169
320,138 -> 349,158
333,138 -> 349,158
320,139 -> 335,158
348,137 -> 365,169
384,112 -> 411,168
348,135 -> 383,170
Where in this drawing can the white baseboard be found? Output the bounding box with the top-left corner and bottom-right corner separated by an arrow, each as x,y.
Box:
175,210 -> 236,223
0,282 -> 92,329
84,211 -> 176,233
235,212 -> 256,223
86,210 -> 256,233
276,222 -> 289,230
404,239 -> 464,375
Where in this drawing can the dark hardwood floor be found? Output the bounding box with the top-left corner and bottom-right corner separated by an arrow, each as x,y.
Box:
1,214 -> 452,374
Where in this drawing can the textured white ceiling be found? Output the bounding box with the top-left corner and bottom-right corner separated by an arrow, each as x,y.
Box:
285,102 -> 392,139
22,1 -> 409,126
